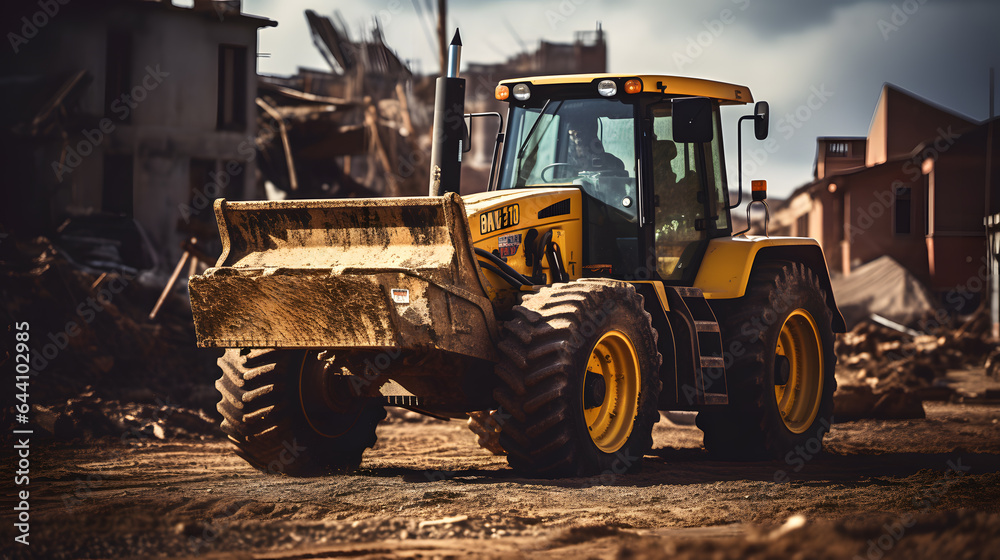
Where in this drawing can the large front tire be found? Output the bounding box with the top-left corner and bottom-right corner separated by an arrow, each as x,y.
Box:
698,262 -> 836,460
216,348 -> 385,476
494,280 -> 662,477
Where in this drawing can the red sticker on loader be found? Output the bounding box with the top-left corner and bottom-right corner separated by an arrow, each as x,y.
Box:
498,233 -> 522,258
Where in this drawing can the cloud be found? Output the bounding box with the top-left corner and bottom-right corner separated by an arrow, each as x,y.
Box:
242,0 -> 1000,198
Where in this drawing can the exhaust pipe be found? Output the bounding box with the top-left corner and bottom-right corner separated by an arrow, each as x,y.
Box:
428,29 -> 466,196
447,28 -> 462,78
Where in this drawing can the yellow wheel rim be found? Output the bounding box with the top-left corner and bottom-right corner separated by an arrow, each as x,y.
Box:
774,309 -> 824,434
582,330 -> 641,453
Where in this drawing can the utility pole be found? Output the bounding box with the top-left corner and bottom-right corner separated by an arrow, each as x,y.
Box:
437,0 -> 447,76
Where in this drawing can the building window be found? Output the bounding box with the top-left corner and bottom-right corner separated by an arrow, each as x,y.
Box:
104,31 -> 132,122
102,154 -> 134,217
184,158 -> 244,250
796,213 -> 809,237
894,185 -> 912,235
217,45 -> 247,130
827,142 -> 849,157
187,158 -> 218,234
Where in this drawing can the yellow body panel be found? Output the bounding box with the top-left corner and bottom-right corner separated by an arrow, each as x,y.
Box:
497,73 -> 753,105
694,236 -> 823,299
463,188 -> 584,287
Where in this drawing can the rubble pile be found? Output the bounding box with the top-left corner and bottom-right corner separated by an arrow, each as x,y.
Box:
34,390 -> 218,442
836,312 -> 994,391
1,236 -> 221,441
833,310 -> 997,420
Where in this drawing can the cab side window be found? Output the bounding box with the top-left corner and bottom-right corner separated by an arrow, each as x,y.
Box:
651,104 -> 705,280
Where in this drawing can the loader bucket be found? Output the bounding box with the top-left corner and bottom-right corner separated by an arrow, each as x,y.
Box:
188,193 -> 497,361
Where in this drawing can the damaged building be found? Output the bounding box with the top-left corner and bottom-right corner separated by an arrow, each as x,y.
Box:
254,9 -> 428,202
1,0 -> 275,265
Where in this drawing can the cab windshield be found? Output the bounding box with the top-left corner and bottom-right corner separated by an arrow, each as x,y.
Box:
498,96 -> 640,274
498,98 -> 638,219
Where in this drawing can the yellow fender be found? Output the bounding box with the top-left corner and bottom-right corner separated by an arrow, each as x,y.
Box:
694,236 -> 847,332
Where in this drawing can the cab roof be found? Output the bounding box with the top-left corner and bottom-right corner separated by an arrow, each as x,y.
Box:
498,73 -> 753,105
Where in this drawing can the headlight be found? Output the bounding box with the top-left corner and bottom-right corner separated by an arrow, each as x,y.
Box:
597,79 -> 617,97
512,83 -> 531,101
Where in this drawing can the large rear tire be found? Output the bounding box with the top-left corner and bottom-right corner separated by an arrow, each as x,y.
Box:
697,261 -> 836,460
494,279 -> 662,477
216,348 -> 385,476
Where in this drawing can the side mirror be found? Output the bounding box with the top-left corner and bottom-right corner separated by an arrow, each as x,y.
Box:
671,97 -> 714,143
754,101 -> 769,140
462,115 -> 472,153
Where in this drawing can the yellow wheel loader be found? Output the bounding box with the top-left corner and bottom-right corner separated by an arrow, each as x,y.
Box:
190,36 -> 845,477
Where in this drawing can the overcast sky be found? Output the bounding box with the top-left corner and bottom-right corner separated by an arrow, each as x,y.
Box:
235,0 -> 1000,199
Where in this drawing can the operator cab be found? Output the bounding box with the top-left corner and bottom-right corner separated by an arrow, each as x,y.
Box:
493,75 -> 747,284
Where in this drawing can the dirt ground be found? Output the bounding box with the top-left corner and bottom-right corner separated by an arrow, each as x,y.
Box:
4,389 -> 1000,559
6,235 -> 1000,559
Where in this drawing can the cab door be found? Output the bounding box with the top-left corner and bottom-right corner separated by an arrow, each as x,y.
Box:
642,99 -> 731,283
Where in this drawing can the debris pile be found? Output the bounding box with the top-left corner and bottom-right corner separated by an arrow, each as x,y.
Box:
255,10 -> 429,201
837,312 -> 994,390
0,235 -> 221,442
831,255 -> 944,330
833,309 -> 997,420
34,390 -> 217,442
